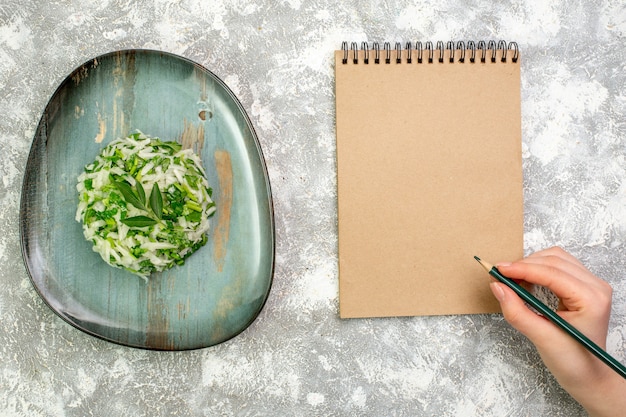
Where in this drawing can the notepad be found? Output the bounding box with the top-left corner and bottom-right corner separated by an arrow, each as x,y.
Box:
335,41 -> 523,318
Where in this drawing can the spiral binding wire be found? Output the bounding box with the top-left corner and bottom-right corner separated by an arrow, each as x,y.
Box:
341,40 -> 519,64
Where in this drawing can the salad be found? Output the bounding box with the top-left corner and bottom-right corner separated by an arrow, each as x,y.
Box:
76,131 -> 216,278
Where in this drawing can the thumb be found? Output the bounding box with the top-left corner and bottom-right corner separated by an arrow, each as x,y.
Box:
490,282 -> 554,346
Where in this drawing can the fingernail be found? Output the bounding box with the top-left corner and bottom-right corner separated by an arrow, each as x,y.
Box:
490,282 -> 506,302
496,262 -> 512,268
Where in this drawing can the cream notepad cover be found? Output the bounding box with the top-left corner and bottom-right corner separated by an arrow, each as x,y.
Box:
335,42 -> 523,318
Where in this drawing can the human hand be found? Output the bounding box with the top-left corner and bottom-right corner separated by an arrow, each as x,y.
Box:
490,247 -> 626,416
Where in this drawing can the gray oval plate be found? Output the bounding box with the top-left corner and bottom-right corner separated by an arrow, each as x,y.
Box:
20,50 -> 274,350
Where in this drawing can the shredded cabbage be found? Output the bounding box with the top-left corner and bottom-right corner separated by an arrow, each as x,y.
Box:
76,131 -> 216,278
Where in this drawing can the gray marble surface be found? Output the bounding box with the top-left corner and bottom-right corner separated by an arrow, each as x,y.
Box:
1,0 -> 625,415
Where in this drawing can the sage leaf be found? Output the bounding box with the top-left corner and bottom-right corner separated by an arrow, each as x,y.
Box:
113,179 -> 146,210
121,215 -> 157,227
135,180 -> 146,206
149,183 -> 163,220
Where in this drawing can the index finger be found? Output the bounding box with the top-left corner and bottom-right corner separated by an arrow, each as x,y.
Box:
507,247 -> 598,287
518,256 -> 597,286
495,261 -> 589,304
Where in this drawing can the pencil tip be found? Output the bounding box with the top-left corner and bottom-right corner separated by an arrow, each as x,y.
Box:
474,256 -> 492,272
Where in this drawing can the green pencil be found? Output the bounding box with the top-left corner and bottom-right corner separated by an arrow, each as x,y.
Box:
474,256 -> 626,380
